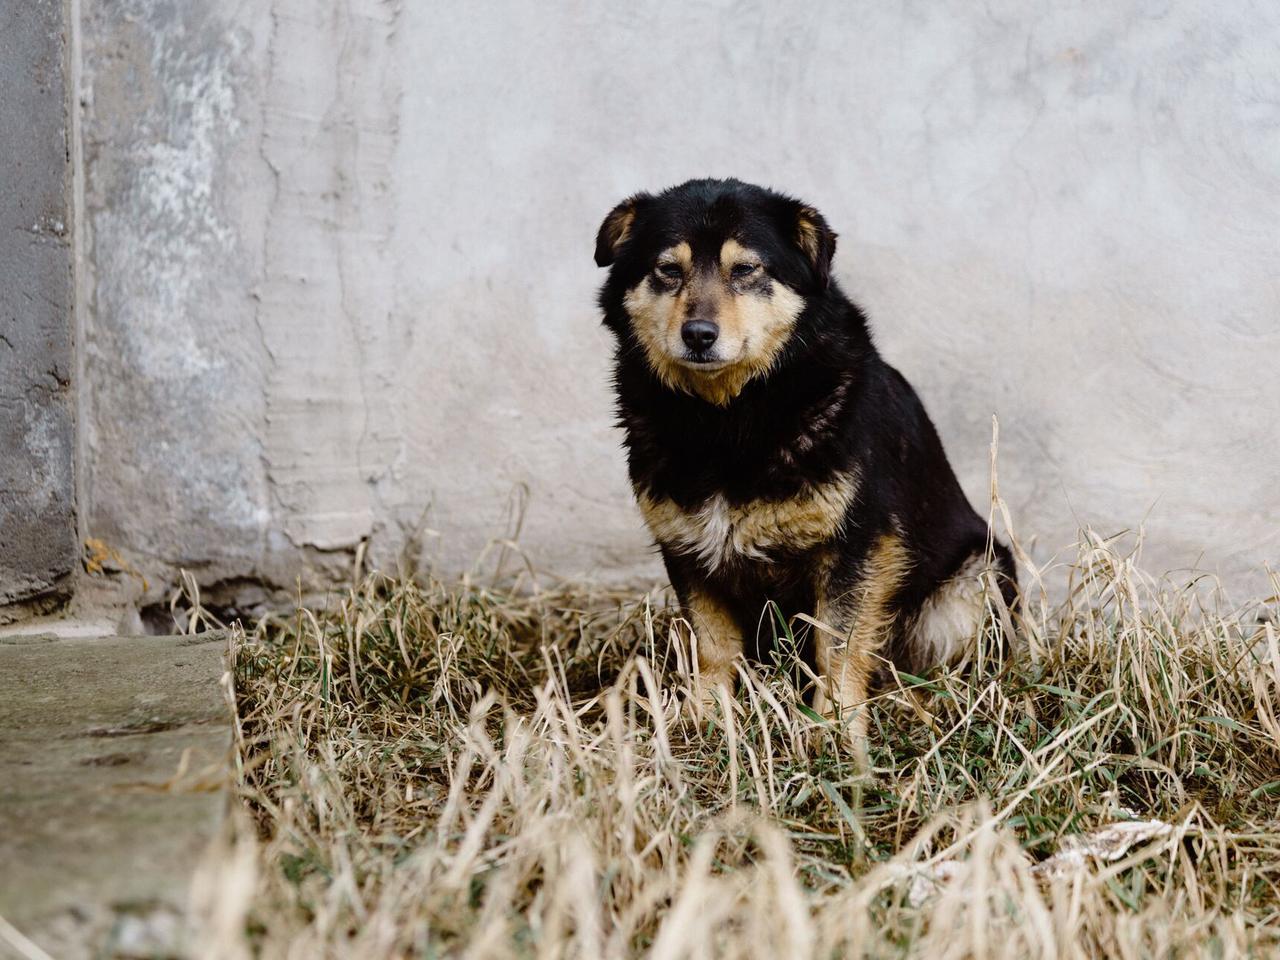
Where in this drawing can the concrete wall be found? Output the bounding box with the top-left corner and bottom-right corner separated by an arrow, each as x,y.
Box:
76,1 -> 1280,604
0,0 -> 77,616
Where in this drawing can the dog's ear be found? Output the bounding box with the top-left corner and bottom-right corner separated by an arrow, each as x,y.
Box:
594,195 -> 644,267
793,204 -> 838,289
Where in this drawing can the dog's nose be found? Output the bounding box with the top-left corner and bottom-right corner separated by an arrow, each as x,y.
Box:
681,319 -> 719,351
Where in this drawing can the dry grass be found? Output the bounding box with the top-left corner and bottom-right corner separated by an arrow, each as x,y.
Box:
191,531 -> 1280,959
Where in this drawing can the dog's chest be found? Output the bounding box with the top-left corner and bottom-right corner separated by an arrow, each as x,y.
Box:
637,472 -> 858,573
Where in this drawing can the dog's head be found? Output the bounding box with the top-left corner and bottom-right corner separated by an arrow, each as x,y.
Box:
595,179 -> 837,406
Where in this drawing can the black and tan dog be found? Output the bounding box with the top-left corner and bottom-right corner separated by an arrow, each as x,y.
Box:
594,178 -> 1016,746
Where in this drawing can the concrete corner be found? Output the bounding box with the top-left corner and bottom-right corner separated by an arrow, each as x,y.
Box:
0,0 -> 77,617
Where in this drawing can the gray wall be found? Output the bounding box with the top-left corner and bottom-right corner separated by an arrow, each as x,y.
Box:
1,0 -> 76,615
76,1 -> 1280,602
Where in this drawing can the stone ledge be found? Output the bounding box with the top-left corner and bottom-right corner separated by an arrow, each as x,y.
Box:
0,631 -> 232,959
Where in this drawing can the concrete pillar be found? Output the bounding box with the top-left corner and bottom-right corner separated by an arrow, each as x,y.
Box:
0,0 -> 77,618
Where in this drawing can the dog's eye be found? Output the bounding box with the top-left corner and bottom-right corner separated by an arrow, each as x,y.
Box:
730,262 -> 759,279
655,263 -> 683,281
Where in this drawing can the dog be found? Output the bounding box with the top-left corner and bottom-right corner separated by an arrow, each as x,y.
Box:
594,178 -> 1017,748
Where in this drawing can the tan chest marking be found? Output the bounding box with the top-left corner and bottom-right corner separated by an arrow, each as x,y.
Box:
637,472 -> 858,571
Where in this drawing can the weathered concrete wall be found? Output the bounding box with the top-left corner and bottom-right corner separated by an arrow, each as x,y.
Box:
79,1 -> 1280,602
0,0 -> 77,615
78,2 -> 282,605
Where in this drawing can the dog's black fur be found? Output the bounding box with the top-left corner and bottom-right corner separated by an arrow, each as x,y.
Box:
595,178 -> 1016,692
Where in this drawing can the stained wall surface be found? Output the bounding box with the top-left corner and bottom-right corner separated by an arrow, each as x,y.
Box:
78,1 -> 1280,600
0,0 -> 76,613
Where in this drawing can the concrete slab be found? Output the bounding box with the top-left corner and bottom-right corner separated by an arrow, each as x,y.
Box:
0,615 -> 124,642
0,631 -> 231,959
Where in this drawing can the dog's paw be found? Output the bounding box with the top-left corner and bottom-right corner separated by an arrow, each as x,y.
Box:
679,675 -> 734,728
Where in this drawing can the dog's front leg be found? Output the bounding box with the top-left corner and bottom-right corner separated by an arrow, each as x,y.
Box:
811,607 -> 874,750
812,533 -> 910,757
658,547 -> 744,711
681,590 -> 743,711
